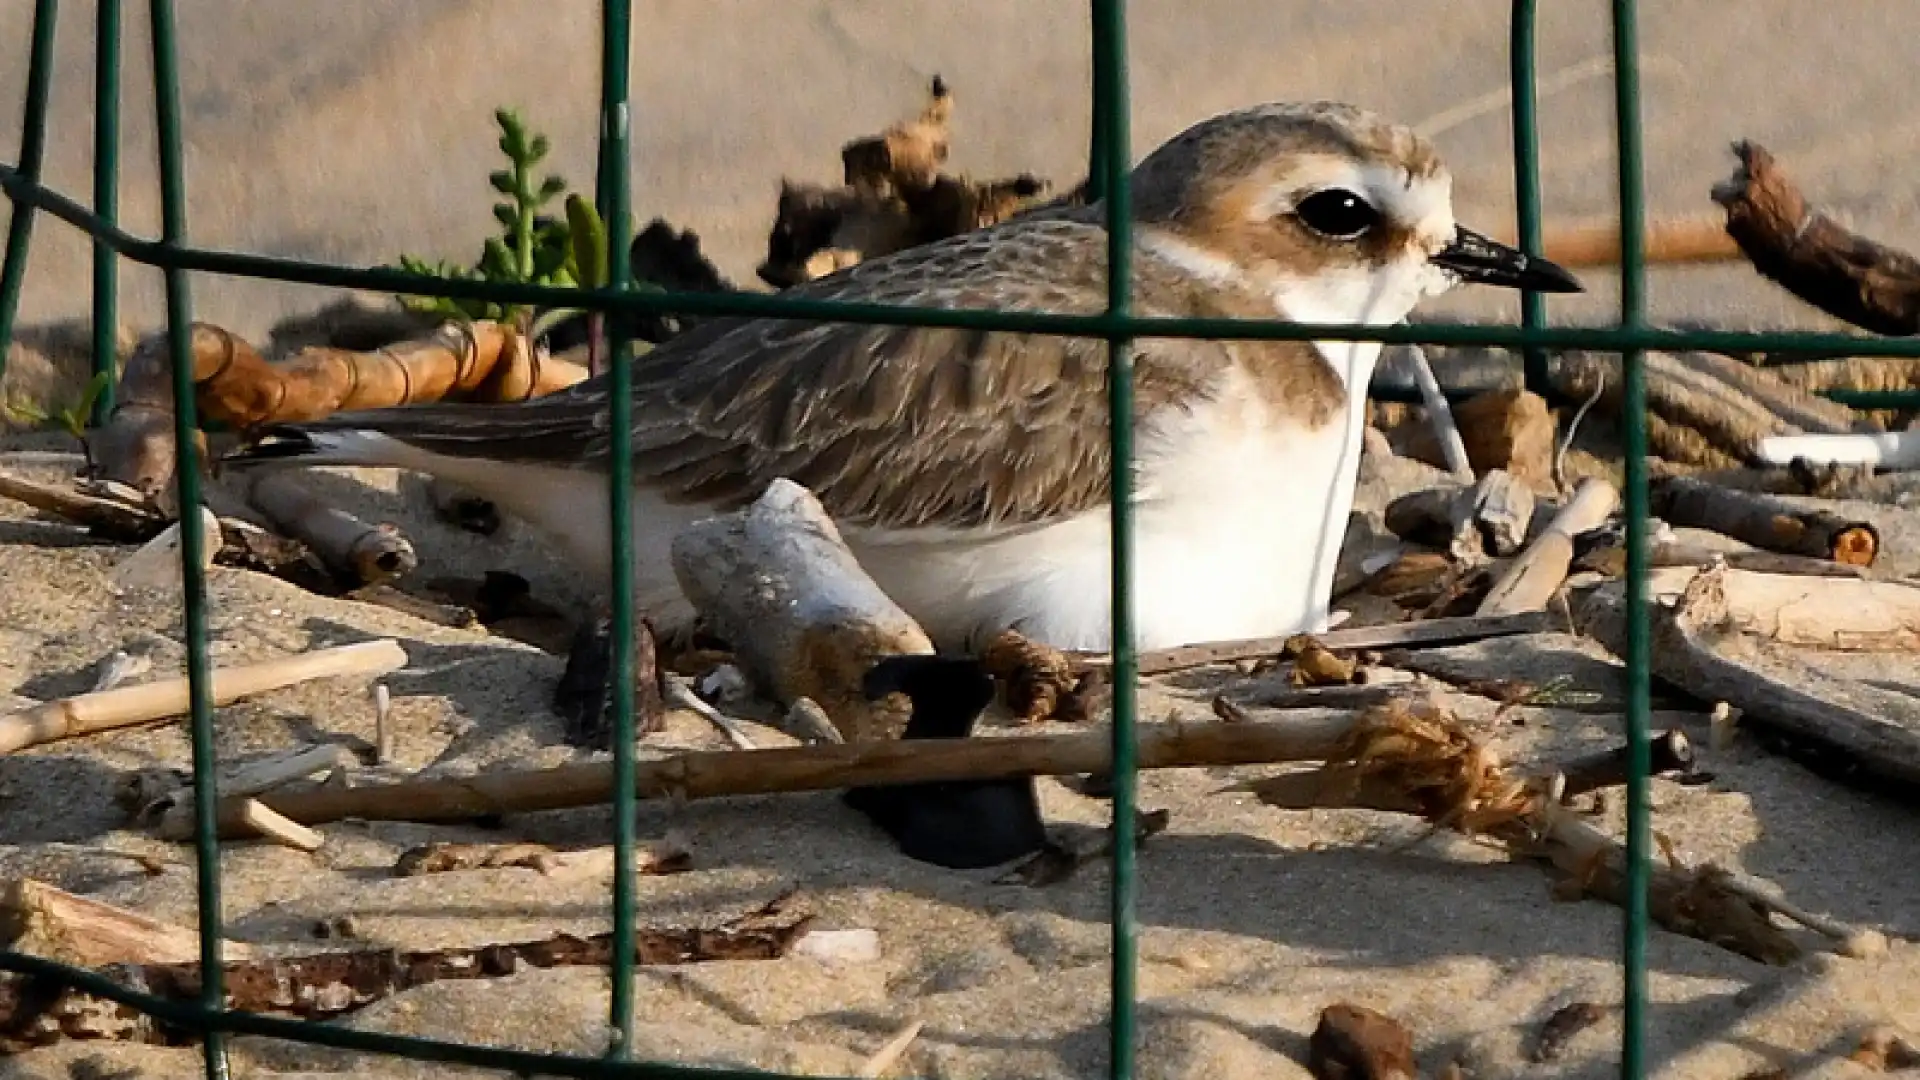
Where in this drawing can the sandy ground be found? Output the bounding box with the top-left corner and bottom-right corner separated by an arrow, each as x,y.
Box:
5,2 -> 1920,1078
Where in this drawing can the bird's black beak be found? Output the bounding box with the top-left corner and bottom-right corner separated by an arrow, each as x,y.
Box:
1431,225 -> 1584,294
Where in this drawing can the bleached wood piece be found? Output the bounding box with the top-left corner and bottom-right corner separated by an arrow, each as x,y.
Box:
670,479 -> 935,742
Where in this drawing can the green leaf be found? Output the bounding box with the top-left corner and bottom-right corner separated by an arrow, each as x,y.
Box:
481,236 -> 517,279
492,203 -> 518,229
489,169 -> 517,195
529,135 -> 551,162
538,174 -> 568,201
565,194 -> 610,289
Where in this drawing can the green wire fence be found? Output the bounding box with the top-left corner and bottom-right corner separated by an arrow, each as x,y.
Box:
2,2 -> 1916,1078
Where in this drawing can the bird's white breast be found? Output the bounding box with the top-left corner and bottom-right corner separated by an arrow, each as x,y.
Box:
846,363 -> 1368,653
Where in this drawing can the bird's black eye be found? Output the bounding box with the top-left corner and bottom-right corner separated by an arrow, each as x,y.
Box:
1292,188 -> 1379,240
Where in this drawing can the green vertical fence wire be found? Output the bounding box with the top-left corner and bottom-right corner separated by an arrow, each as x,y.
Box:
4,3 -> 1914,1078
1610,1 -> 1656,1075
1088,2 -> 1139,1079
1509,0 -> 1551,397
599,0 -> 641,1061
91,0 -> 121,422
149,0 -> 229,1078
0,0 -> 57,386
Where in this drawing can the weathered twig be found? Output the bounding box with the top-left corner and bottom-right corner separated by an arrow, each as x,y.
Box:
858,1019 -> 925,1079
234,798 -> 324,852
184,711 -> 1366,839
1477,477 -> 1618,615
1649,474 -> 1878,566
1404,343 -> 1474,482
1073,609 -> 1564,677
1713,140 -> 1920,336
0,640 -> 407,755
670,478 -> 934,742
668,677 -> 759,750
0,894 -> 810,1050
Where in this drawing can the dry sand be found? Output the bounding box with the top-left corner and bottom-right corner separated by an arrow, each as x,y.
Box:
5,2 -> 1920,1078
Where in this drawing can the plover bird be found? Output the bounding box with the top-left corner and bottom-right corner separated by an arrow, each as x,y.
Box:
229,101 -> 1580,653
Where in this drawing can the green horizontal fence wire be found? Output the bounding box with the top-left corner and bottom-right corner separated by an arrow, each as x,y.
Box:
5,5 -> 1920,1080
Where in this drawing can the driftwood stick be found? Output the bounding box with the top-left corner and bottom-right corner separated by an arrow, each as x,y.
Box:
1648,474 -> 1878,566
670,478 -> 934,742
1405,343 -> 1474,482
234,799 -> 325,852
1477,478 -> 1618,616
1553,730 -> 1696,796
1633,565 -> 1920,650
1647,542 -> 1869,579
1577,565 -> 1920,798
1075,609 -> 1564,677
189,713 -> 1361,839
1713,140 -> 1920,336
0,639 -> 408,754
242,471 -> 418,587
1,878 -> 253,967
0,894 -> 810,1050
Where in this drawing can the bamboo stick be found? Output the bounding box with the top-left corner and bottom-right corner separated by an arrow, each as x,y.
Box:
0,639 -> 408,754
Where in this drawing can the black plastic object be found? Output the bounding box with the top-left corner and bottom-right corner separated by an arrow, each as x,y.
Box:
843,655 -> 1049,869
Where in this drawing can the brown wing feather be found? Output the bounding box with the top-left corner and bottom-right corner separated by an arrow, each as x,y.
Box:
302,216 -> 1330,532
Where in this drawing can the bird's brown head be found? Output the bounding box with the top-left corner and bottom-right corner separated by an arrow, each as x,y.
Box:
1123,101 -> 1581,326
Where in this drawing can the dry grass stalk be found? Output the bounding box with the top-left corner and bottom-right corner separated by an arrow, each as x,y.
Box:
1233,696 -> 1805,964
0,639 -> 407,755
1070,609 -> 1563,678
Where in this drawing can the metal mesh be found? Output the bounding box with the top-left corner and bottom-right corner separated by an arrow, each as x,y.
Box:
3,1 -> 1916,1077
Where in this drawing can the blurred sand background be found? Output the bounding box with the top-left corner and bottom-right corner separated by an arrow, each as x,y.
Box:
3,3 -> 1920,1078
